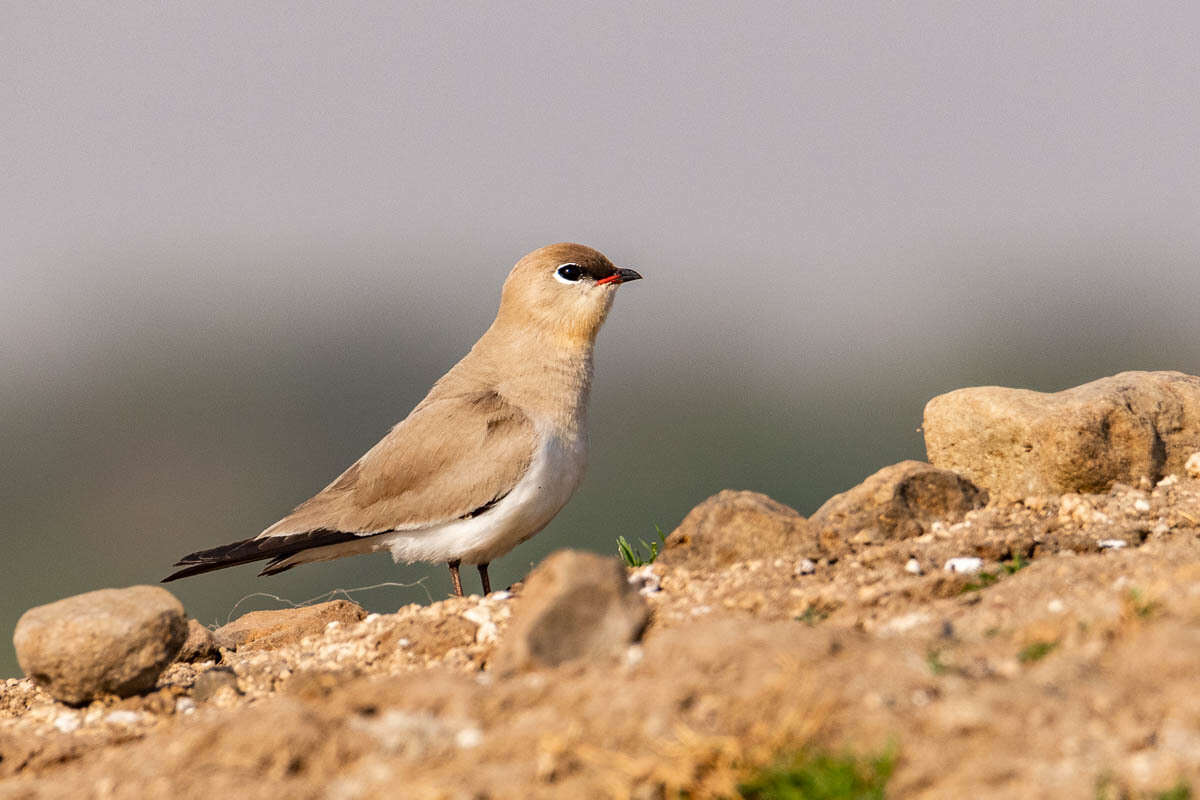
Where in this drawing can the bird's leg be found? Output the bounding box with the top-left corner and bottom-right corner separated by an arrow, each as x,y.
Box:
478,562 -> 491,595
448,560 -> 463,597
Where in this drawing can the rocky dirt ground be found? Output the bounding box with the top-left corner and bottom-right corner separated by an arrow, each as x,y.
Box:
4,372 -> 1200,799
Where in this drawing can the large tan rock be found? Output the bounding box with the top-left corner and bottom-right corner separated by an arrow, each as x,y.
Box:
212,600 -> 366,652
809,460 -> 987,548
493,550 -> 648,673
14,586 -> 187,704
658,490 -> 819,569
924,371 -> 1200,499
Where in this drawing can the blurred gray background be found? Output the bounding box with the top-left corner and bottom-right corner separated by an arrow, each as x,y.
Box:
4,3 -> 1199,677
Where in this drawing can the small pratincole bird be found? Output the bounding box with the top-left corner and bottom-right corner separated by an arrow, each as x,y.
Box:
163,243 -> 641,596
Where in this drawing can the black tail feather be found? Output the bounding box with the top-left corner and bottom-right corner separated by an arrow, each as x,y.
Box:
161,529 -> 362,582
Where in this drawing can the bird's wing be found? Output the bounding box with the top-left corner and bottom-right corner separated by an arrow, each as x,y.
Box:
260,389 -> 537,538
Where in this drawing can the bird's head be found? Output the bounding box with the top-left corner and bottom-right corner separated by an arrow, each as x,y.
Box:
495,243 -> 642,345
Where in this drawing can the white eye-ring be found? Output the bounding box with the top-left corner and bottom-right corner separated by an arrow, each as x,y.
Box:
554,263 -> 583,283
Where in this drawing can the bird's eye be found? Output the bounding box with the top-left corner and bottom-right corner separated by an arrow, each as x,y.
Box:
554,263 -> 582,283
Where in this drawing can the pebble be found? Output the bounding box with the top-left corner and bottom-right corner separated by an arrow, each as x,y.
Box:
1098,539 -> 1128,550
104,710 -> 144,726
905,558 -> 923,575
795,559 -> 816,576
461,604 -> 500,644
627,565 -> 663,596
1157,474 -> 1179,488
623,645 -> 645,668
53,713 -> 81,733
943,557 -> 984,574
1047,599 -> 1065,613
454,727 -> 483,749
1187,452 -> 1200,479
1133,498 -> 1152,513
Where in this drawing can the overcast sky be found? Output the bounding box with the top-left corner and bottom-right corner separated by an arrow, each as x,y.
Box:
5,2 -> 1199,384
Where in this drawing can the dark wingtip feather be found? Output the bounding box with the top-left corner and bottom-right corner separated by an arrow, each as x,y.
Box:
161,530 -> 363,582
257,557 -> 296,577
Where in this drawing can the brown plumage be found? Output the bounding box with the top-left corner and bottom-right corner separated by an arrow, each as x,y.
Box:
164,243 -> 642,594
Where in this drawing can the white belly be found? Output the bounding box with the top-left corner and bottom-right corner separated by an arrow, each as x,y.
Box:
380,429 -> 587,565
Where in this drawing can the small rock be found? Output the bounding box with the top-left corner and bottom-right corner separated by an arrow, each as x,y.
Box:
1133,498 -> 1152,513
809,461 -> 987,550
461,604 -> 501,644
14,585 -> 187,704
191,668 -> 241,702
626,565 -> 662,595
455,727 -> 483,749
104,710 -> 145,726
905,558 -> 923,575
492,550 -> 649,673
1157,474 -> 1179,488
795,558 -> 817,576
658,490 -> 818,569
52,713 -> 81,733
175,619 -> 219,663
924,371 -> 1200,499
1187,452 -> 1200,479
211,599 -> 365,651
944,557 -> 984,574
1098,539 -> 1128,550
1023,496 -> 1048,512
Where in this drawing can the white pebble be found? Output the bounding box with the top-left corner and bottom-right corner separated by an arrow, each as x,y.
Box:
175,697 -> 197,715
104,710 -> 143,726
1098,539 -> 1127,550
1047,599 -> 1065,613
1157,474 -> 1179,488
461,605 -> 499,644
943,557 -> 983,574
627,565 -> 662,595
365,613 -> 381,623
53,713 -> 81,733
1133,498 -> 1151,513
905,558 -> 923,575
488,590 -> 512,601
795,558 -> 816,576
455,727 -> 483,749
623,644 -> 645,668
880,611 -> 931,634
1187,452 -> 1200,479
